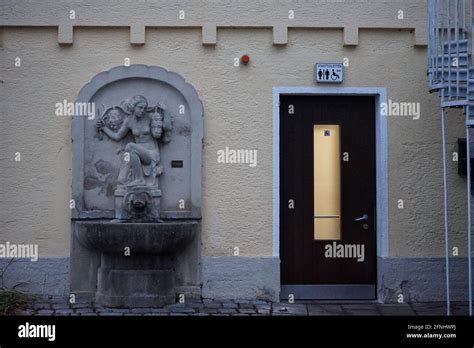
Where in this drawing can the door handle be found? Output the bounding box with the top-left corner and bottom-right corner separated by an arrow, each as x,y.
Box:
354,214 -> 368,222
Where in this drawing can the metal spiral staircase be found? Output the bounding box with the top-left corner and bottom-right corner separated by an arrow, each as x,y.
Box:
428,0 -> 473,315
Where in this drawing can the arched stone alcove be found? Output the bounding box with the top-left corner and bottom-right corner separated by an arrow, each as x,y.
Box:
70,65 -> 203,305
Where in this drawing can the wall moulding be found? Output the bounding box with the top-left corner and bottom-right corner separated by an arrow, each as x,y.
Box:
0,0 -> 428,46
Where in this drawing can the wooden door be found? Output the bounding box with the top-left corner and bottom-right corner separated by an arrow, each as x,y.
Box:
280,95 -> 376,300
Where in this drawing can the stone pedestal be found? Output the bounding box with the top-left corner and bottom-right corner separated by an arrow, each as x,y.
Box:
96,254 -> 175,307
74,221 -> 197,308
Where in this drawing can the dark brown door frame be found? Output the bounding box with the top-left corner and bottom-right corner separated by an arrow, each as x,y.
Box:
272,87 -> 389,300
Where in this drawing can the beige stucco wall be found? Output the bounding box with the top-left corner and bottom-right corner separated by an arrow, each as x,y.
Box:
0,1 -> 470,258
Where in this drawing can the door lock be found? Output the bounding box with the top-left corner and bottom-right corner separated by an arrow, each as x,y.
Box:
354,214 -> 369,222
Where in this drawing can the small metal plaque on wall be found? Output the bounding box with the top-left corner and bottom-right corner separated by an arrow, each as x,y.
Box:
315,63 -> 344,83
171,160 -> 184,168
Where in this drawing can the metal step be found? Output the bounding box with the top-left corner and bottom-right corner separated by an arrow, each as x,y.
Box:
439,90 -> 472,101
429,67 -> 474,83
439,91 -> 474,103
437,79 -> 474,88
443,39 -> 469,55
433,53 -> 469,67
431,81 -> 474,95
441,99 -> 470,107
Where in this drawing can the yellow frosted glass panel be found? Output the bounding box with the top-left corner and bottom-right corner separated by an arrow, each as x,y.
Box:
314,218 -> 341,240
314,125 -> 341,240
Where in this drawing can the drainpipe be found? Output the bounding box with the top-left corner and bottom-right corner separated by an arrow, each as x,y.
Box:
441,108 -> 451,316
467,109 -> 473,316
468,0 -> 474,317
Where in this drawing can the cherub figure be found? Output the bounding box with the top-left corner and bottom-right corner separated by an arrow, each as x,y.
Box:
100,106 -> 126,133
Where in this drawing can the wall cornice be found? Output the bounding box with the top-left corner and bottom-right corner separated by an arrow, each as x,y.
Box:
0,0 -> 427,46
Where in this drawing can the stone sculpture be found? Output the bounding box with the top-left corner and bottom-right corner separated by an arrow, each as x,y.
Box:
96,95 -> 173,220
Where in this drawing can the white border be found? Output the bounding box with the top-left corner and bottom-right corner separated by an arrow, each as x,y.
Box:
272,87 -> 389,258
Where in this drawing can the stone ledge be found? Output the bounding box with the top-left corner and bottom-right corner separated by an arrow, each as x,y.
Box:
378,256 -> 470,303
202,256 -> 280,301
3,255 -> 467,303
0,257 -> 69,296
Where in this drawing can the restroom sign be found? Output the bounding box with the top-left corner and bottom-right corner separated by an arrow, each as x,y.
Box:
315,63 -> 344,83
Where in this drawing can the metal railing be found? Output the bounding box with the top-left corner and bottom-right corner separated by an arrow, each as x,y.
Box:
428,0 -> 472,105
428,0 -> 473,316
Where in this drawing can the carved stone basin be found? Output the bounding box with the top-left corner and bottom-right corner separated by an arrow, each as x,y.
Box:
75,221 -> 197,308
76,221 -> 196,255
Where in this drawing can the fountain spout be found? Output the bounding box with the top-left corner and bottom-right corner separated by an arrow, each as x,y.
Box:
131,197 -> 146,212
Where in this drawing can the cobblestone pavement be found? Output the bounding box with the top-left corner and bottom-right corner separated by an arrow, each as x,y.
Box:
11,297 -> 470,316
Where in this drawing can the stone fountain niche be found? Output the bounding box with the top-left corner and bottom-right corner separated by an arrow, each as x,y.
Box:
70,65 -> 203,307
